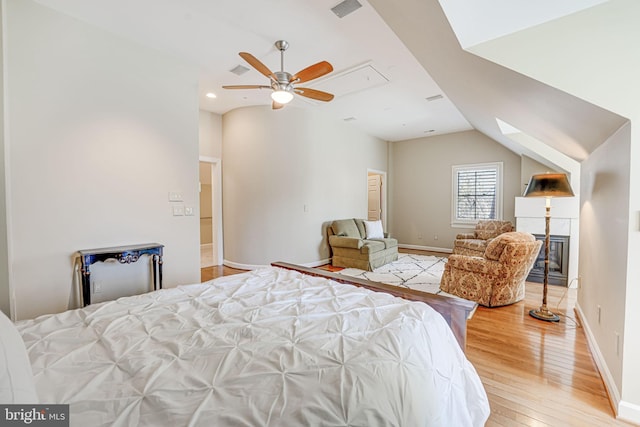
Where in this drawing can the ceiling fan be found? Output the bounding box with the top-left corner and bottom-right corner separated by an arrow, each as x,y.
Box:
223,40 -> 335,110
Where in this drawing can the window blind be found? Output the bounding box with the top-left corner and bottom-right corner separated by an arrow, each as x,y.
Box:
456,168 -> 497,220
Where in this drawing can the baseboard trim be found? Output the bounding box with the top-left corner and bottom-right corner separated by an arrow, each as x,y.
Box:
223,258 -> 331,271
398,244 -> 452,254
574,303 -> 633,422
619,401 -> 640,425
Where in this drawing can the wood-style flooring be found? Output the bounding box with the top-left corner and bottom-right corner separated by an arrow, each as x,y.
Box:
200,250 -> 633,426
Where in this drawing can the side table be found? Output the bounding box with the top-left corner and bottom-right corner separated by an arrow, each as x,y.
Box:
77,243 -> 164,306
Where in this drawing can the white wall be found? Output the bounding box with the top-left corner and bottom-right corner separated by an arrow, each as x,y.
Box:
222,105 -> 388,267
0,0 -> 10,317
390,130 -> 521,250
623,118 -> 640,421
579,122 -> 630,400
199,110 -> 222,159
6,0 -> 201,320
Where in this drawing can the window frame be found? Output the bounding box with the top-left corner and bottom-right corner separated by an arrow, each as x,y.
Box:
451,162 -> 503,228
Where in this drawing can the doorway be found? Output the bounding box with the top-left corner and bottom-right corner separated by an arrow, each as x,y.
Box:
367,170 -> 387,229
199,157 -> 223,268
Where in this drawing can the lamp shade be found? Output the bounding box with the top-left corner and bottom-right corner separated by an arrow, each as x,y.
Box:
523,173 -> 574,198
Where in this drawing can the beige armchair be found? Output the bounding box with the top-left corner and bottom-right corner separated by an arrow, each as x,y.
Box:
453,220 -> 514,256
440,232 -> 542,307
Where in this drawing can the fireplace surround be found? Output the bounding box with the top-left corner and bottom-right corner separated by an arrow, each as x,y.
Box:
526,234 -> 569,287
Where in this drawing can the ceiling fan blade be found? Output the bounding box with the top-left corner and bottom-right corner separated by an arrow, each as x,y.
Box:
292,61 -> 333,83
295,87 -> 334,102
239,52 -> 275,79
222,85 -> 271,89
272,101 -> 285,110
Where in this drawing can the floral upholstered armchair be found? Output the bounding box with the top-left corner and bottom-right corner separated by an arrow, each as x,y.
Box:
453,220 -> 514,256
440,232 -> 542,307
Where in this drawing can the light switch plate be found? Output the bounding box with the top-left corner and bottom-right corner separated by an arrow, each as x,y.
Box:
184,206 -> 194,216
169,191 -> 183,202
173,205 -> 185,216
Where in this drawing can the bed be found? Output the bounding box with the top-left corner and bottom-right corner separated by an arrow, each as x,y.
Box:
7,265 -> 489,426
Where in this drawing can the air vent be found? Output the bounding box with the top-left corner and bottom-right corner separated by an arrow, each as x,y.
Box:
230,65 -> 250,75
426,94 -> 443,102
343,117 -> 357,122
331,0 -> 362,18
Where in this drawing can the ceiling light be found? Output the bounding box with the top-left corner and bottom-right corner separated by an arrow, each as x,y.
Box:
205,92 -> 217,99
271,90 -> 293,104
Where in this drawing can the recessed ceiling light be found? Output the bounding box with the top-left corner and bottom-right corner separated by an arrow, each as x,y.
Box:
205,92 -> 217,99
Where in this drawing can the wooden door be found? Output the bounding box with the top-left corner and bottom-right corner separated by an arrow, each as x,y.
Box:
368,174 -> 382,221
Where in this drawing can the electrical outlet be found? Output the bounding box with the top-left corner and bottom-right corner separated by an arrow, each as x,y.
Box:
417,234 -> 422,240
94,281 -> 103,294
434,234 -> 439,240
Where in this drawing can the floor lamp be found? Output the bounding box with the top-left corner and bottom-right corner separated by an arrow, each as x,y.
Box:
523,173 -> 574,322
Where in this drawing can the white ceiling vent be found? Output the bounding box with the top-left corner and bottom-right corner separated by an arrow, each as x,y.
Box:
310,63 -> 389,98
230,65 -> 250,75
426,94 -> 444,102
331,0 -> 362,18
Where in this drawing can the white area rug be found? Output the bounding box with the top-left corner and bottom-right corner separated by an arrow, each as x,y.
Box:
337,253 -> 449,295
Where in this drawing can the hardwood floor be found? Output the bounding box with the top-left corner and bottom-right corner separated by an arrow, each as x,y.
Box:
200,252 -> 632,426
469,282 -> 632,426
200,265 -> 245,282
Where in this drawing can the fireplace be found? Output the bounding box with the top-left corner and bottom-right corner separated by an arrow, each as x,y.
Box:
527,234 -> 569,287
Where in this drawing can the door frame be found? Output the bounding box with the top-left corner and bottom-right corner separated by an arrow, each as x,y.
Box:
367,169 -> 387,230
199,156 -> 223,266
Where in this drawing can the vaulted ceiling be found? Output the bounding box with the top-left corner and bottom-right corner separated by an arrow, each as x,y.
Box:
368,0 -> 628,170
33,0 -> 631,163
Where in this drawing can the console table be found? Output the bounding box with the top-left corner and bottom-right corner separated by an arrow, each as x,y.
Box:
77,243 -> 164,306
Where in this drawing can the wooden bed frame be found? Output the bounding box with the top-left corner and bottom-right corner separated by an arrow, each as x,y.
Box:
272,262 -> 477,351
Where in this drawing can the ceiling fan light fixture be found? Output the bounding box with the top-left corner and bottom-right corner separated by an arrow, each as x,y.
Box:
271,90 -> 294,104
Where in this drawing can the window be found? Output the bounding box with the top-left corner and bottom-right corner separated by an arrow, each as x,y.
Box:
452,162 -> 503,226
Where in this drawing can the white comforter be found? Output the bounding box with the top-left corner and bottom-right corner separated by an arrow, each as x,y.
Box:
17,267 -> 489,426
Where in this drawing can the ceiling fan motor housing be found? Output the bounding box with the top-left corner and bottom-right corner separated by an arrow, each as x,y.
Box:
273,71 -> 294,92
